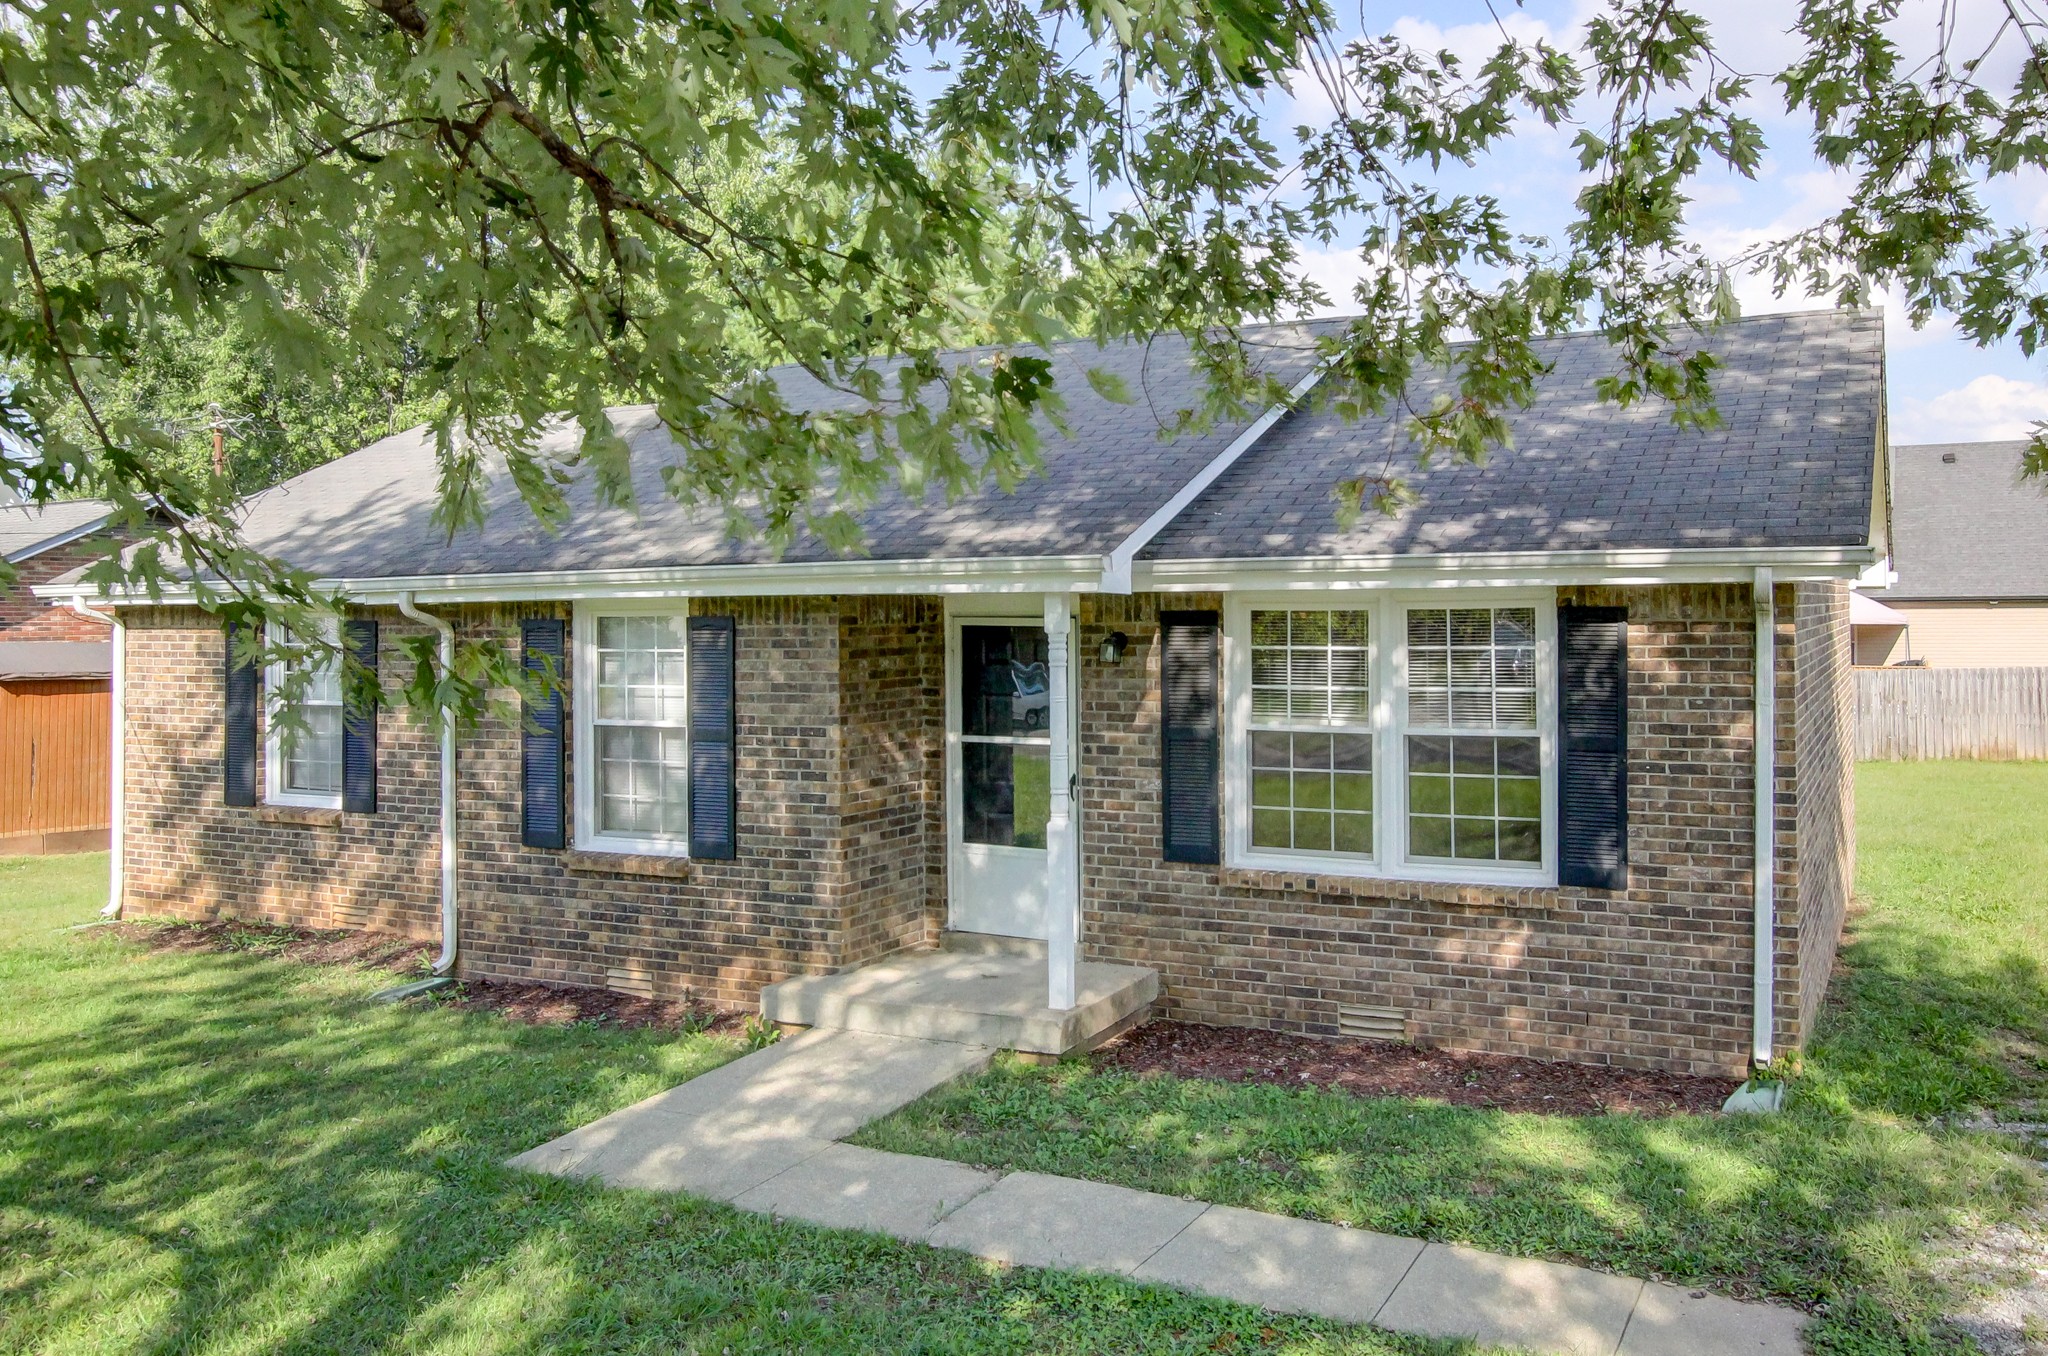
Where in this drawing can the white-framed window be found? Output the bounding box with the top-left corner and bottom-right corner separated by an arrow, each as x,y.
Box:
1399,604 -> 1543,868
265,623 -> 344,809
573,603 -> 690,855
1225,592 -> 1555,885
1246,607 -> 1376,858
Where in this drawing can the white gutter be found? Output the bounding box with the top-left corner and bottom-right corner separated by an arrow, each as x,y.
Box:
1136,544 -> 1880,592
66,596 -> 123,919
32,553 -> 1112,608
397,593 -> 459,976
1100,364 -> 1330,593
1752,566 -> 1776,1068
33,543 -> 1880,610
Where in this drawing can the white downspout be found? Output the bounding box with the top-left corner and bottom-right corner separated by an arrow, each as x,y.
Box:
397,593 -> 459,976
68,597 -> 123,918
1751,567 -> 1776,1068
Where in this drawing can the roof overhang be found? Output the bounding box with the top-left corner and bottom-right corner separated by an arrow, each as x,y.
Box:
33,553 -> 1115,607
5,512 -> 112,565
1132,544 -> 1879,592
36,543 -> 1879,609
1849,591 -> 1910,626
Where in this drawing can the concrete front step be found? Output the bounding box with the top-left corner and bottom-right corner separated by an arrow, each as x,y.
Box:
759,948 -> 1158,1055
939,930 -> 1046,959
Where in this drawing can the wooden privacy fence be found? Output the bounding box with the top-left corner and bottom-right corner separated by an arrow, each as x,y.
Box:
0,678 -> 111,852
1856,666 -> 2048,761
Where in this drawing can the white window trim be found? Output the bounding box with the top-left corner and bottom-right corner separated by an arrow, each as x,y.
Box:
572,599 -> 692,858
263,620 -> 345,810
1223,590 -> 1558,887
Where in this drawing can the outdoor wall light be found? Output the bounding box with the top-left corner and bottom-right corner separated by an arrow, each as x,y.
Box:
1099,631 -> 1129,665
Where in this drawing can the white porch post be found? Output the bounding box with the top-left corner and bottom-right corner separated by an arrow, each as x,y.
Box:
1045,593 -> 1079,1011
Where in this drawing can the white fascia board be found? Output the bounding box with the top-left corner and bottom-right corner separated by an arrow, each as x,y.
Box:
37,553 -> 1112,607
1099,363 -> 1329,594
1134,544 -> 1880,592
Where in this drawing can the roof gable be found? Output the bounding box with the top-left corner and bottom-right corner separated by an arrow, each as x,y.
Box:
1142,309 -> 1884,562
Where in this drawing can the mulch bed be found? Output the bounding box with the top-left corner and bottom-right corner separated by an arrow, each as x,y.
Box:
114,918 -> 746,1034
115,918 -> 436,972
1094,1020 -> 1741,1117
441,977 -> 750,1034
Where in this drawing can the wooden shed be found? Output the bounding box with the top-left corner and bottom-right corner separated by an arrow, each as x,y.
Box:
0,639 -> 112,855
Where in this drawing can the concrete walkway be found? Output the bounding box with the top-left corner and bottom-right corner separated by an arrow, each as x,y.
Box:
509,1030 -> 1806,1356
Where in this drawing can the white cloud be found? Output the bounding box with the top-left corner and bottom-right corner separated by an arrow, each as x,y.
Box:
1893,375 -> 2048,444
1291,245 -> 1371,316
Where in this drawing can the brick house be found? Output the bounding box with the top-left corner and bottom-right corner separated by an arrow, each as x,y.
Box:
48,310 -> 1885,1076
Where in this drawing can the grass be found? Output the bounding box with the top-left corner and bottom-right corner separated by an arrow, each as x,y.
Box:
0,853 -> 1467,1355
855,762 -> 2048,1354
0,850 -> 111,943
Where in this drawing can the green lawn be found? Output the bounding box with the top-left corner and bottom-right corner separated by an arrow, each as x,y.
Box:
855,762 -> 2048,1354
0,853 -> 1463,1356
0,851 -> 112,944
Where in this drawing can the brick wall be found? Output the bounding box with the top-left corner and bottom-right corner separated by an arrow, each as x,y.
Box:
1,539 -> 119,637
1077,584 -> 1818,1077
117,579 -> 1845,1072
1788,580 -> 1854,1045
835,596 -> 946,966
121,607 -> 443,937
118,597 -> 943,1009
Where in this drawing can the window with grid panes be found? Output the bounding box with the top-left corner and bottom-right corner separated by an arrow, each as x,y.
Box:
591,613 -> 689,840
1247,608 -> 1373,857
1404,606 -> 1541,863
266,625 -> 343,804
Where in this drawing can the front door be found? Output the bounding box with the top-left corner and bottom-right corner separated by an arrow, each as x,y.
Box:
948,620 -> 1056,939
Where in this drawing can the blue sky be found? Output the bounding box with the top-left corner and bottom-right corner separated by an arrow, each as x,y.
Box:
1255,0 -> 2046,444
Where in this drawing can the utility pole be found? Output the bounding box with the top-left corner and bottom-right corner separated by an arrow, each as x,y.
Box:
207,403 -> 228,478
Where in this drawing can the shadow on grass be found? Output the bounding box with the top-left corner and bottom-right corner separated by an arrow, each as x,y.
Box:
854,919 -> 2047,1354
0,933 -> 1456,1356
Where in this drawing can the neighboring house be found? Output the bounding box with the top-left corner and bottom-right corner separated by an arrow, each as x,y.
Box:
42,309 -> 1885,1077
1857,441 -> 2048,666
1,500 -> 122,638
0,501 -> 125,854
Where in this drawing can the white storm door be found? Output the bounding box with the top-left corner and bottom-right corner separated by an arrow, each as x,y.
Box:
947,618 -> 1056,939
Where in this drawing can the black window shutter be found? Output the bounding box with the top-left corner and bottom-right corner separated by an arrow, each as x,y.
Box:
1160,610 -> 1221,864
341,619 -> 379,814
1559,605 -> 1629,891
223,622 -> 258,807
520,617 -> 567,850
688,615 -> 737,860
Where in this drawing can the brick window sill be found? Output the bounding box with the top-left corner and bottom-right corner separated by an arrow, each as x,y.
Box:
562,848 -> 693,880
1220,864 -> 1556,912
253,803 -> 343,828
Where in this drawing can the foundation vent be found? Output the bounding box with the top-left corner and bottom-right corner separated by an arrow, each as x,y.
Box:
606,965 -> 657,1000
1337,1004 -> 1408,1042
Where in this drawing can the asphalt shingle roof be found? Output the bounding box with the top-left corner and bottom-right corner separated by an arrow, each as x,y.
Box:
186,309 -> 1882,584
1142,308 -> 1883,561
224,325 -> 1337,580
1886,441 -> 2048,600
0,501 -> 113,563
